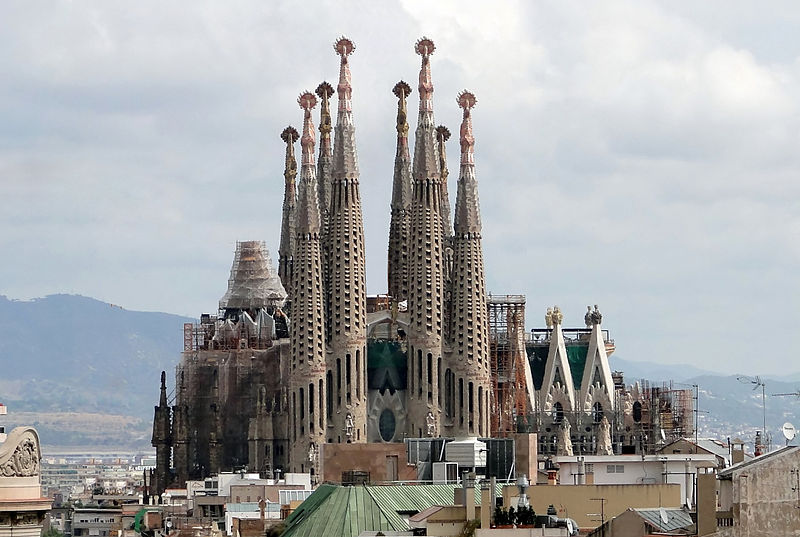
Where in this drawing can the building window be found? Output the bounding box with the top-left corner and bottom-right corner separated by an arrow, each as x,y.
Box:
607,464 -> 624,473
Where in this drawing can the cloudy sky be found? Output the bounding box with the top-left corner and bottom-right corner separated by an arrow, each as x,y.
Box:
1,1 -> 798,375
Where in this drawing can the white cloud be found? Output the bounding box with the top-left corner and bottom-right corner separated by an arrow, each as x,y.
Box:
0,0 -> 798,375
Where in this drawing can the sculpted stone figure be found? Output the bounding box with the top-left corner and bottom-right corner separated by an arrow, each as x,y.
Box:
426,411 -> 436,437
597,416 -> 613,455
345,412 -> 354,441
584,306 -> 592,328
591,304 -> 602,325
556,419 -> 573,456
552,306 -> 564,326
545,308 -> 553,329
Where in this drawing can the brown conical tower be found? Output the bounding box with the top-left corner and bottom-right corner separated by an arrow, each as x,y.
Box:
388,80 -> 413,302
447,90 -> 491,437
278,127 -> 299,297
406,37 -> 445,438
325,37 -> 367,443
289,91 -> 327,471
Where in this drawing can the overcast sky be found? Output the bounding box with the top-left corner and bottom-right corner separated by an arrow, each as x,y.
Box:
1,1 -> 798,375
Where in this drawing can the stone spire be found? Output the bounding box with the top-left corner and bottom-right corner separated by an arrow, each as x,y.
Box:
388,80 -> 413,301
289,91 -> 327,470
436,125 -> 452,240
448,90 -> 491,437
406,37 -> 445,438
326,36 -> 367,444
278,126 -> 299,296
151,370 -> 171,495
315,82 -> 335,233
316,81 -> 335,343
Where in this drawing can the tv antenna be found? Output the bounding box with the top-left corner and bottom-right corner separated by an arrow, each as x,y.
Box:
737,376 -> 769,452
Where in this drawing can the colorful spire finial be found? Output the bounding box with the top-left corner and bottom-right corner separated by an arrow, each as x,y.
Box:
334,37 -> 355,114
315,82 -> 334,156
298,91 -> 318,167
393,81 -> 412,136
457,90 -> 477,165
415,37 -> 435,113
281,125 -> 299,180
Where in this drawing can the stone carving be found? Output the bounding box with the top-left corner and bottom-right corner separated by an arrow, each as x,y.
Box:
426,411 -> 436,437
308,442 -> 317,463
556,419 -> 573,456
0,428 -> 40,477
545,308 -> 554,328
623,393 -> 634,416
552,306 -> 563,326
345,413 -> 354,441
591,304 -> 602,325
584,306 -> 592,328
597,416 -> 613,455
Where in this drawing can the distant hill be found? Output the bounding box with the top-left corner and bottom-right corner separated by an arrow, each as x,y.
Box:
0,294 -> 191,449
1,294 -> 797,451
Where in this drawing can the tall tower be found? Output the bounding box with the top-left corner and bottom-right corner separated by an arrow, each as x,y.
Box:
289,91 -> 327,472
316,81 -> 335,330
406,37 -> 445,438
448,91 -> 491,437
326,37 -> 367,443
151,371 -> 171,495
387,80 -> 413,301
278,127 -> 299,296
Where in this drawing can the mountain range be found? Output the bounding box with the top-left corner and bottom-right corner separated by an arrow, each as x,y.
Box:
1,294 -> 798,451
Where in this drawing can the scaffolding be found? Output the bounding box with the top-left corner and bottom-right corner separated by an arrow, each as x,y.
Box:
488,294 -> 532,436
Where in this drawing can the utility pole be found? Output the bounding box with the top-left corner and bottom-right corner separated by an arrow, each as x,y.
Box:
589,497 -> 607,532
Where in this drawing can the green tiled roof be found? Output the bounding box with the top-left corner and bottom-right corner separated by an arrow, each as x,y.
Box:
283,483 -> 500,537
282,485 -> 396,537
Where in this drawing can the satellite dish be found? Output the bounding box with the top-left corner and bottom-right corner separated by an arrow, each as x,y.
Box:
782,422 -> 796,441
659,507 -> 668,524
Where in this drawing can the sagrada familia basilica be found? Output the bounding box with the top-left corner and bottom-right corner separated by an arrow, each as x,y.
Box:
151,37 -> 693,493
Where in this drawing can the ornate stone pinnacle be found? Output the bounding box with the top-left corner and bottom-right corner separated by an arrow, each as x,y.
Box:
415,36 -> 435,57
334,37 -> 354,114
298,92 -> 317,166
281,126 -> 300,144
436,125 -> 451,142
315,81 -> 335,99
416,37 -> 435,114
394,81 -> 411,136
457,90 -> 477,110
393,80 -> 412,99
457,91 -> 476,164
333,36 -> 355,57
298,91 -> 317,111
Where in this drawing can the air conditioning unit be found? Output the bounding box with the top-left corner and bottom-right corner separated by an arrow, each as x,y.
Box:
432,462 -> 459,484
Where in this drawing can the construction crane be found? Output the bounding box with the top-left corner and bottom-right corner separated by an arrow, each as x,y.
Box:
772,390 -> 800,398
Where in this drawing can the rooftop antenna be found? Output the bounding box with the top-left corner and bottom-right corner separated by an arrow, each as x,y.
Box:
737,375 -> 768,452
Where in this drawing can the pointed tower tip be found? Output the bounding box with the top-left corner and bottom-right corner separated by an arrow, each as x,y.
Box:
334,36 -> 356,57
436,125 -> 451,141
298,91 -> 318,111
281,126 -> 300,144
415,37 -> 435,57
393,80 -> 412,99
160,371 -> 166,386
457,90 -> 477,110
315,81 -> 335,99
